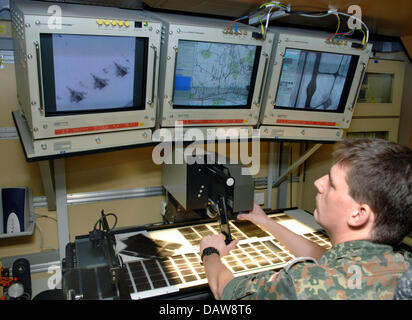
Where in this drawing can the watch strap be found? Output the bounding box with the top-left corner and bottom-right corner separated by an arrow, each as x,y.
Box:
201,247 -> 220,261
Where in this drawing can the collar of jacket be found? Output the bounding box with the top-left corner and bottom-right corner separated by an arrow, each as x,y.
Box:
319,240 -> 394,264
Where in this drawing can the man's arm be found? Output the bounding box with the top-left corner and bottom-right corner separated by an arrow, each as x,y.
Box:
238,203 -> 326,260
202,254 -> 234,299
200,234 -> 239,299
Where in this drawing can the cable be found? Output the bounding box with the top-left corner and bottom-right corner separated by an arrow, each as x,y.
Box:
257,2 -> 289,37
334,13 -> 340,36
326,14 -> 341,42
0,7 -> 10,14
34,213 -> 58,251
225,15 -> 248,32
264,6 -> 275,36
295,12 -> 331,18
260,2 -> 288,9
289,10 -> 329,15
299,11 -> 369,48
249,2 -> 370,48
328,30 -> 354,41
358,28 -> 366,46
257,11 -> 265,35
35,223 -> 56,251
35,214 -> 57,222
335,11 -> 369,45
93,211 -> 118,233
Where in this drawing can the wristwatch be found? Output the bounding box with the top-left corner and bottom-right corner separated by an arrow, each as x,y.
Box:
201,247 -> 220,261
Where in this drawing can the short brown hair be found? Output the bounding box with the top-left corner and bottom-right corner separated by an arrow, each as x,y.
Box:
333,138 -> 412,246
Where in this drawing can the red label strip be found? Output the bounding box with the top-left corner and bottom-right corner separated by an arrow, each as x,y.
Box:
177,119 -> 244,125
55,122 -> 140,135
276,119 -> 337,126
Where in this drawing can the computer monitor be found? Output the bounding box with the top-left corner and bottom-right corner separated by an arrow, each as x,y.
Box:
259,27 -> 372,141
40,34 -> 147,117
173,40 -> 261,110
146,11 -> 274,133
11,0 -> 161,147
275,48 -> 358,113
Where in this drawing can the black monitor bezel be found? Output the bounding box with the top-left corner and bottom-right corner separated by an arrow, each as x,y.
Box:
172,39 -> 262,110
273,47 -> 360,114
40,33 -> 148,117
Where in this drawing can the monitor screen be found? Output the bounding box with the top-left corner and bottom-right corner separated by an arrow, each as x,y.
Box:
275,48 -> 359,113
173,40 -> 261,109
40,34 -> 148,116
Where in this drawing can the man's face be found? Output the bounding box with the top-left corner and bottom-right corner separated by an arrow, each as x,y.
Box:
313,163 -> 359,233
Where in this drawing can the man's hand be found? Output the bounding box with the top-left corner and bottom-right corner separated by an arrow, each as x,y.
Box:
200,233 -> 239,257
239,202 -> 327,260
237,202 -> 271,227
200,234 -> 238,299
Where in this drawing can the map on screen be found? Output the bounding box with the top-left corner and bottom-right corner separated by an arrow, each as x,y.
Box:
173,40 -> 258,107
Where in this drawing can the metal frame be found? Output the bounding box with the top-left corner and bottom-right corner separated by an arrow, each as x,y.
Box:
264,142 -> 322,210
0,250 -> 60,274
12,109 -> 153,159
265,141 -> 278,208
0,127 -> 18,140
273,143 -> 322,188
38,160 -> 56,211
54,159 -> 70,260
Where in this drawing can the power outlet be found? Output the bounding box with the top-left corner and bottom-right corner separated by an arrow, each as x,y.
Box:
254,192 -> 265,205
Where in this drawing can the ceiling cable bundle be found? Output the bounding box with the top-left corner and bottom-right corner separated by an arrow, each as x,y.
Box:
225,1 -> 370,48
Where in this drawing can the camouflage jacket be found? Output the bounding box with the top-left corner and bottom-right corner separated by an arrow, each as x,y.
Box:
394,265 -> 412,300
221,240 -> 411,300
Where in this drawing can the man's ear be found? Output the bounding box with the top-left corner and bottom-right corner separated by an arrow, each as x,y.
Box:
347,204 -> 374,228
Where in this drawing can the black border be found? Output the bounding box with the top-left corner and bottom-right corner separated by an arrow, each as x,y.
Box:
172,40 -> 262,110
274,48 -> 360,114
40,34 -> 148,117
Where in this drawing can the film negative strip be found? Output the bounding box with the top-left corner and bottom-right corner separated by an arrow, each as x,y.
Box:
122,212 -> 332,299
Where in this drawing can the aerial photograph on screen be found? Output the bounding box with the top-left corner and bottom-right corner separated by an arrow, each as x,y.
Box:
276,48 -> 354,111
173,40 -> 258,107
52,34 -> 136,112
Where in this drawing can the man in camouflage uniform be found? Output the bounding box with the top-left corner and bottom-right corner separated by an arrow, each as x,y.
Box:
200,138 -> 412,300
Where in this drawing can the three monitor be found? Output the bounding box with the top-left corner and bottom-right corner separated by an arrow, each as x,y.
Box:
10,0 -> 372,158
